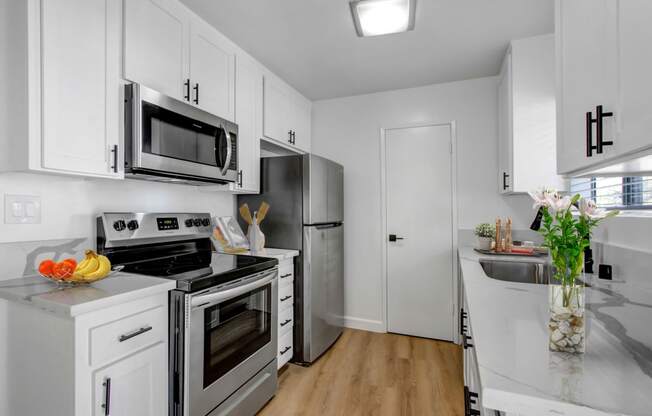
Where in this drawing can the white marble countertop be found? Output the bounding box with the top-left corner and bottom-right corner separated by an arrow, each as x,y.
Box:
0,273 -> 176,317
459,246 -> 652,416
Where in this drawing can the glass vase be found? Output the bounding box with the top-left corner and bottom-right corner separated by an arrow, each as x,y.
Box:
548,284 -> 585,353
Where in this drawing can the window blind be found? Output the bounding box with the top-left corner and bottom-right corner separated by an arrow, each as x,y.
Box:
570,176 -> 652,209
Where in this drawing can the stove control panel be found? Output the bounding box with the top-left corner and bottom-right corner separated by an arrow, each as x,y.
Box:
99,213 -> 213,246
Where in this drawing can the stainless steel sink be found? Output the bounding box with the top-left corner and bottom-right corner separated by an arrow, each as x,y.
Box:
479,259 -> 555,285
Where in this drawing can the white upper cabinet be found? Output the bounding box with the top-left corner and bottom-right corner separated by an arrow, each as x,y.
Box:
263,75 -> 311,153
234,54 -> 263,193
124,0 -> 235,120
498,34 -> 565,194
124,0 -> 189,102
0,0 -> 123,179
556,0 -> 652,175
189,18 -> 235,120
40,0 -> 122,177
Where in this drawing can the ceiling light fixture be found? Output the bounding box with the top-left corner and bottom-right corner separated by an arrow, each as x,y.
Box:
349,0 -> 416,37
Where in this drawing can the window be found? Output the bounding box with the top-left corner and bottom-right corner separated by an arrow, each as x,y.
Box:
570,176 -> 652,209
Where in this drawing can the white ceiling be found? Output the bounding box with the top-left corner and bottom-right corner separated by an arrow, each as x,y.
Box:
180,0 -> 554,100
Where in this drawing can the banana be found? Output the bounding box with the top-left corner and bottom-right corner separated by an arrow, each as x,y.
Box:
75,255 -> 99,276
83,255 -> 111,281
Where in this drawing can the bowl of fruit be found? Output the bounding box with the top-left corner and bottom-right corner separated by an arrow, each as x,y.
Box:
38,250 -> 117,285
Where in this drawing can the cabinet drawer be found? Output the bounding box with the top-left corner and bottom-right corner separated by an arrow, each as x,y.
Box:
278,330 -> 293,369
278,262 -> 294,288
278,306 -> 294,336
89,305 -> 166,367
278,284 -> 294,312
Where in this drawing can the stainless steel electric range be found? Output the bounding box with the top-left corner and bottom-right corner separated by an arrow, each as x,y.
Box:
97,212 -> 279,416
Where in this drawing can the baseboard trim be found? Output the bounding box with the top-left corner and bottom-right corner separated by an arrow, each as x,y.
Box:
342,316 -> 386,333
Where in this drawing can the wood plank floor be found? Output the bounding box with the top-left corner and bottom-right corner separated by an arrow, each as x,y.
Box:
258,329 -> 464,416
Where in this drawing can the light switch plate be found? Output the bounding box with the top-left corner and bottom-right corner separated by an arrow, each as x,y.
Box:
4,194 -> 41,224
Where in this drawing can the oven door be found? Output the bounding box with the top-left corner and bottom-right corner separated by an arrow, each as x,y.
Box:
129,84 -> 238,183
185,269 -> 277,416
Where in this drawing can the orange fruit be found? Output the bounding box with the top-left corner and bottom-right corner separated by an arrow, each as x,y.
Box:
62,258 -> 77,269
53,261 -> 75,280
39,260 -> 55,277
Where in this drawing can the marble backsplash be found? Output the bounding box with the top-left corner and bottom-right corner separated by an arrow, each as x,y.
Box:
0,239 -> 90,281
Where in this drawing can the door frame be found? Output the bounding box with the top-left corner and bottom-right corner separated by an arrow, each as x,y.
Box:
379,121 -> 459,340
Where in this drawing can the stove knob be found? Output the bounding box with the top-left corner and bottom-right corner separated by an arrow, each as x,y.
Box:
201,218 -> 211,227
127,220 -> 139,231
185,219 -> 194,228
193,218 -> 202,227
113,220 -> 126,232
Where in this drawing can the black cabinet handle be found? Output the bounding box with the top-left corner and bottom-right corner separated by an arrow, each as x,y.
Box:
280,295 -> 292,302
280,319 -> 292,327
281,273 -> 292,279
280,346 -> 292,355
291,131 -> 296,145
184,79 -> 190,101
110,145 -> 118,173
595,105 -> 613,154
288,130 -> 293,144
118,326 -> 152,342
586,105 -> 614,157
460,308 -> 468,336
237,170 -> 243,187
102,377 -> 111,415
463,334 -> 474,350
502,172 -> 509,190
193,83 -> 199,104
464,386 -> 481,416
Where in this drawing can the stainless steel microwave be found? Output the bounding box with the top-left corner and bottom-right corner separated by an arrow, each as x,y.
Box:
125,83 -> 237,185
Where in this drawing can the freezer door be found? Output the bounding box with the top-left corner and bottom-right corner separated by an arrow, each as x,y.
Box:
303,154 -> 328,225
327,161 -> 343,223
302,223 -> 344,363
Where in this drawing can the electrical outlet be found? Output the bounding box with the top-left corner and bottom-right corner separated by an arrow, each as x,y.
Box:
4,195 -> 41,224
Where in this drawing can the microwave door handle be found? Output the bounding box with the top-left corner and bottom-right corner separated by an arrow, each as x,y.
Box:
214,129 -> 225,169
190,269 -> 277,310
221,129 -> 232,176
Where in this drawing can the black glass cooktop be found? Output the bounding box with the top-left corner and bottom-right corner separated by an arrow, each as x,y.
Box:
106,239 -> 278,292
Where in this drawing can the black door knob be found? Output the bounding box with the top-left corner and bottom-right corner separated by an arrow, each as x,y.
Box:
388,234 -> 405,242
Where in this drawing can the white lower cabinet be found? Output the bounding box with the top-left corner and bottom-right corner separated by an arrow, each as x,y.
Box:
92,343 -> 167,416
3,292 -> 169,415
277,256 -> 297,368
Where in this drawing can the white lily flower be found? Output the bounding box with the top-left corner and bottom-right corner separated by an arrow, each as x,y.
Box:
529,187 -> 558,210
546,194 -> 572,214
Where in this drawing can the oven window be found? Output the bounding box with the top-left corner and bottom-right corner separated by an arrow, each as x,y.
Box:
141,102 -> 221,167
203,284 -> 271,388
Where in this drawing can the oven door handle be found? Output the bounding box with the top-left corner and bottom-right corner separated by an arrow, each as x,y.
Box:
190,269 -> 277,310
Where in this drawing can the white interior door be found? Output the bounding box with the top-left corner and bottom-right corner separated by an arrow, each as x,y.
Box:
386,124 -> 454,340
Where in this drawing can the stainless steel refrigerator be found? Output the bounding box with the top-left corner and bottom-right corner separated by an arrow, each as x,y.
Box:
238,154 -> 344,365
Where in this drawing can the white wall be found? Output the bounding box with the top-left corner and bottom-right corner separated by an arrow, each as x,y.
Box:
0,173 -> 234,245
311,76 -> 534,331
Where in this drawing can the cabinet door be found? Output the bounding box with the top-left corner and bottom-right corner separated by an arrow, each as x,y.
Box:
615,0 -> 652,156
189,18 -> 235,120
92,343 -> 167,416
263,76 -> 292,145
292,95 -> 312,153
40,0 -> 121,177
235,55 -> 262,193
556,0 -> 618,174
124,0 -> 189,101
497,52 -> 513,193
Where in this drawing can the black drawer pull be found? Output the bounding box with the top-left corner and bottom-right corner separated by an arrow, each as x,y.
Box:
281,273 -> 292,279
280,346 -> 292,355
118,326 -> 153,342
464,386 -> 481,416
280,319 -> 292,327
280,295 -> 292,302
